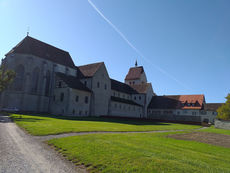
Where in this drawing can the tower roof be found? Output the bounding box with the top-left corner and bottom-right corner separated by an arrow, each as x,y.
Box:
125,66 -> 144,80
6,36 -> 75,68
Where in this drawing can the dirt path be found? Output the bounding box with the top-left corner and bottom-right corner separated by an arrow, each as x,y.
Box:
0,114 -> 87,173
168,132 -> 230,148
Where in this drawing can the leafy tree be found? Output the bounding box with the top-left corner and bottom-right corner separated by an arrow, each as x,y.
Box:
0,64 -> 15,93
217,94 -> 230,120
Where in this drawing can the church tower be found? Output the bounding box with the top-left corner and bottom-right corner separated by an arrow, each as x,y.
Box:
124,61 -> 147,85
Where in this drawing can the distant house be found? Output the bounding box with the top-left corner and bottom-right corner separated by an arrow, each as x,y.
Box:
0,35 -> 221,123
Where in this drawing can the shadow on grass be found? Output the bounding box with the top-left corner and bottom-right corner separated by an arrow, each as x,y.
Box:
11,113 -> 172,126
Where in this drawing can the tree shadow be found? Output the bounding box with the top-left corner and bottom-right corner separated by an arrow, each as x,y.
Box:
12,113 -> 172,126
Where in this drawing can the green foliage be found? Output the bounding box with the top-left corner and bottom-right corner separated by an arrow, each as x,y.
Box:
10,114 -> 201,136
0,64 -> 15,92
217,94 -> 230,120
48,132 -> 230,173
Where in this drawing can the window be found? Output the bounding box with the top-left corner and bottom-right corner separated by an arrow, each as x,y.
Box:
104,84 -> 107,90
139,96 -> 141,100
177,111 -> 180,115
31,67 -> 40,93
72,109 -> 75,115
123,94 -> 125,98
85,96 -> 88,104
188,103 -> 191,106
45,71 -> 51,96
115,103 -> 117,108
97,82 -> 100,88
75,95 -> 79,102
113,92 -> 116,96
79,110 -> 82,115
134,96 -> 136,100
129,82 -> 131,85
60,93 -> 64,102
58,81 -> 62,88
53,95 -> 55,101
133,81 -> 135,84
192,112 -> 196,115
119,104 -> 122,109
118,93 -> 120,97
84,81 -> 87,86
85,111 -> 88,115
14,64 -> 25,91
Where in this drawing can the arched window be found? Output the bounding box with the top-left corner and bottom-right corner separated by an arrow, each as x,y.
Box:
14,65 -> 25,91
60,92 -> 64,102
45,71 -> 51,96
31,67 -> 40,93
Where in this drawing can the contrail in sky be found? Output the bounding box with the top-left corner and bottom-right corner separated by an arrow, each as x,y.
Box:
87,0 -> 190,90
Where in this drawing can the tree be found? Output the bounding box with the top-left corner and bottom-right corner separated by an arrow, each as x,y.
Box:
217,94 -> 230,120
0,64 -> 15,93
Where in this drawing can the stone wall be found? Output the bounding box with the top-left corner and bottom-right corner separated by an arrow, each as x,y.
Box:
1,53 -> 77,113
215,119 -> 230,130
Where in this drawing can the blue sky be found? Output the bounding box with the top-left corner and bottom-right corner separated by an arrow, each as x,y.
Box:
0,0 -> 229,103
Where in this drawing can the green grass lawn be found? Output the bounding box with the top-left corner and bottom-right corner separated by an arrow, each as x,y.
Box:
10,114 -> 201,136
199,126 -> 230,135
48,132 -> 230,173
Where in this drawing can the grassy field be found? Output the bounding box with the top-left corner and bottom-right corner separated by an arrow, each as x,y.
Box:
48,132 -> 230,173
199,126 -> 230,135
10,114 -> 201,136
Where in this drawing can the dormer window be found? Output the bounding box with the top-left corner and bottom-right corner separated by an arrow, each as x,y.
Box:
187,103 -> 191,106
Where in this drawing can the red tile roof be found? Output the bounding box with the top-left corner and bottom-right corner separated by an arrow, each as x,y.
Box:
148,94 -> 205,110
131,83 -> 152,94
6,36 -> 75,68
125,66 -> 144,80
78,62 -> 103,77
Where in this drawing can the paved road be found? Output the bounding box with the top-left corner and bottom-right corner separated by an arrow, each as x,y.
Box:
0,114 -> 87,173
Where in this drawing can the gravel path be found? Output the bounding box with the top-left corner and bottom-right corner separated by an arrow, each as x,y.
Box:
35,127 -> 207,141
0,114 -> 87,173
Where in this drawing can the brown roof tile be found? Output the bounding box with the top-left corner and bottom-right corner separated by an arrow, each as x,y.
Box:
125,66 -> 144,80
78,62 -> 103,77
56,72 -> 91,92
111,79 -> 138,94
131,83 -> 151,94
6,36 -> 75,68
204,103 -> 223,111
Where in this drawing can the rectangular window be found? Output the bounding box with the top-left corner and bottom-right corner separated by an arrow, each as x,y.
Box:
60,93 -> 64,102
97,82 -> 100,88
75,95 -> 79,102
58,81 -> 62,88
85,96 -> 88,104
104,84 -> 107,90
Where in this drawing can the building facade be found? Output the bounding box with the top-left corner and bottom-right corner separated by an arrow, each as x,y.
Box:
0,36 -> 221,123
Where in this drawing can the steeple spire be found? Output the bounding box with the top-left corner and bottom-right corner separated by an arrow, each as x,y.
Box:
27,26 -> 30,36
135,60 -> 138,67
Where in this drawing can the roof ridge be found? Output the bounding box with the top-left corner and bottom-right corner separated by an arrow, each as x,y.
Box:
78,62 -> 104,67
25,36 -> 70,54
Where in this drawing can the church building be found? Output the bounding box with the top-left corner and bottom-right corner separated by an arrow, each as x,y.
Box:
0,36 -> 221,123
